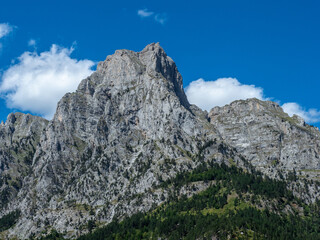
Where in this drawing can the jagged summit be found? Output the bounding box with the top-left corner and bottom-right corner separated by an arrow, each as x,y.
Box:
140,42 -> 162,51
93,43 -> 189,108
4,43 -> 217,238
55,43 -> 192,143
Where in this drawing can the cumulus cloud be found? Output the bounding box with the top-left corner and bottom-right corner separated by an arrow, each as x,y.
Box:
282,102 -> 320,124
0,23 -> 12,39
0,44 -> 95,119
137,9 -> 167,24
137,9 -> 154,17
185,78 -> 264,111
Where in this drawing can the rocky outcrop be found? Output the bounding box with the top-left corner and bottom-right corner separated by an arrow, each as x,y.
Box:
208,98 -> 320,202
2,43 -> 237,238
0,113 -> 48,210
0,44 -> 319,238
209,98 -> 320,178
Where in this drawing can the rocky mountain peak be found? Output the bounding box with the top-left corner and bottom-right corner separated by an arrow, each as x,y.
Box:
54,43 -> 193,144
209,98 -> 283,118
209,97 -> 320,178
2,44 -> 320,239
92,43 -> 189,108
96,42 -> 167,74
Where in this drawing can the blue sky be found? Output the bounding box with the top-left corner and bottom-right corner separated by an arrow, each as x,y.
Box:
0,0 -> 320,125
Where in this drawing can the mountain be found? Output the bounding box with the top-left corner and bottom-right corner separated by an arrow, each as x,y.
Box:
209,98 -> 320,201
0,43 -> 320,239
0,113 -> 48,209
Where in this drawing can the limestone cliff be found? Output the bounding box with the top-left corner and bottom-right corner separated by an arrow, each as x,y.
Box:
0,44 -> 319,239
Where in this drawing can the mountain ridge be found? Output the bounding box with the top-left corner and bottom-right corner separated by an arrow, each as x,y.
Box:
0,43 -> 319,239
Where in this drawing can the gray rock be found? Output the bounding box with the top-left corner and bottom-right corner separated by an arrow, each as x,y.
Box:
208,98 -> 320,201
2,43 -> 229,238
0,44 -> 319,238
0,113 -> 48,210
208,98 -> 320,174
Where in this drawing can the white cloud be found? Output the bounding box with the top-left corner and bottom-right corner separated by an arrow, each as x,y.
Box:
185,78 -> 264,111
282,102 -> 320,124
0,23 -> 12,39
154,13 -> 167,25
0,23 -> 13,51
0,44 -> 94,119
28,39 -> 36,47
137,9 -> 167,24
137,9 -> 154,18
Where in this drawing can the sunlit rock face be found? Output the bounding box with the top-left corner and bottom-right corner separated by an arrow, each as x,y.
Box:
1,43 -> 320,239
209,98 -> 320,175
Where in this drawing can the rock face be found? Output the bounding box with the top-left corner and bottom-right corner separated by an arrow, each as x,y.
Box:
209,98 -> 320,179
0,43 -> 320,238
0,113 -> 48,210
2,43 -> 233,238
